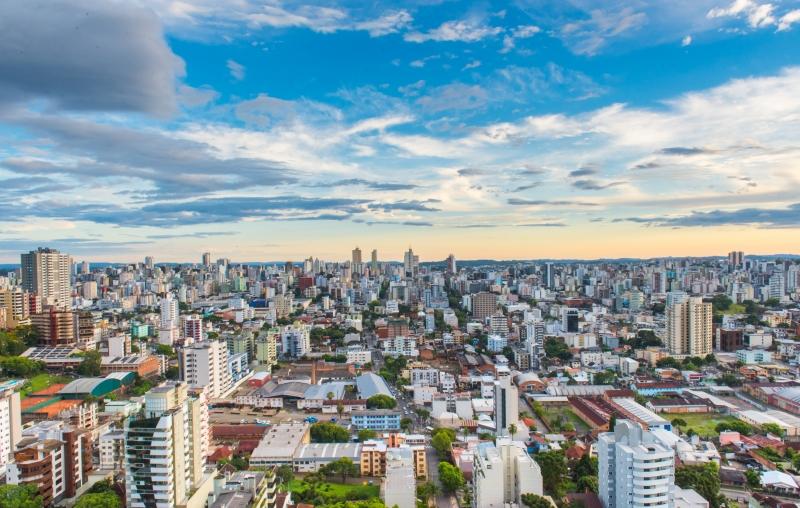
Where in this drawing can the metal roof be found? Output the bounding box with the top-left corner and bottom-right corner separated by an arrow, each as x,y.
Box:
356,372 -> 393,399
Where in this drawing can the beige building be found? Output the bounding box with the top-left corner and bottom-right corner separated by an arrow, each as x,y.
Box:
472,292 -> 498,322
360,434 -> 427,479
0,287 -> 30,329
20,248 -> 72,307
666,297 -> 712,356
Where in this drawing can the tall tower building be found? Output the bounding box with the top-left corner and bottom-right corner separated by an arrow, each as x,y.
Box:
403,248 -> 419,278
159,293 -> 180,345
598,420 -> 675,508
666,296 -> 712,356
371,249 -> 378,274
352,247 -> 362,275
20,248 -> 72,307
202,252 -> 212,267
446,254 -> 456,274
471,292 -> 498,322
0,287 -> 30,328
125,382 -> 209,508
728,251 -> 744,269
494,365 -> 518,436
144,256 -> 155,270
0,381 -> 22,476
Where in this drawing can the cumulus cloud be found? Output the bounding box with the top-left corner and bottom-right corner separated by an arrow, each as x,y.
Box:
0,0 -> 184,116
707,0 -> 776,28
405,19 -> 503,43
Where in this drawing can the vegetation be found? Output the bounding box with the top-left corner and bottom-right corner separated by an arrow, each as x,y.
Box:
74,492 -> 121,508
437,462 -> 465,493
745,468 -> 761,490
0,356 -> 44,377
761,423 -> 785,437
366,394 -> 397,409
318,457 -> 359,483
544,338 -> 572,361
715,420 -> 753,436
663,414 -> 744,438
310,422 -> 350,443
675,463 -> 723,508
521,494 -> 553,508
275,465 -> 294,485
592,370 -> 617,385
154,344 -> 177,358
0,484 -> 44,508
358,429 -> 377,442
431,427 -> 456,459
378,356 -> 407,384
76,350 -> 102,376
534,450 -> 568,498
286,479 -> 381,507
0,327 -> 38,356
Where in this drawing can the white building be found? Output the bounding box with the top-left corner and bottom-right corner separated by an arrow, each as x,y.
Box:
598,420 -> 675,508
487,334 -> 507,353
381,336 -> 419,357
281,324 -> 310,358
0,381 -> 22,475
383,447 -> 416,508
494,366 -> 518,435
180,340 -> 232,399
159,293 -> 180,346
124,382 -> 209,508
473,438 -> 543,508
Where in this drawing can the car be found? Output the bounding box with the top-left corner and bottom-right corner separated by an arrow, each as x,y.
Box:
304,416 -> 319,424
240,419 -> 247,424
330,417 -> 337,423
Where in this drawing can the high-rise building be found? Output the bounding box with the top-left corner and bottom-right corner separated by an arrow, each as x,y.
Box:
0,381 -> 22,476
598,420 -> 675,508
144,256 -> 155,270
728,251 -> 744,269
403,248 -> 419,278
0,287 -> 30,329
180,340 -> 232,399
544,262 -> 555,288
20,248 -> 72,307
31,306 -> 75,346
159,293 -> 180,345
769,273 -> 786,299
666,296 -> 712,356
494,365 -> 518,436
280,324 -> 310,358
446,254 -> 456,274
256,328 -> 279,368
371,249 -> 378,274
352,246 -> 362,275
473,438 -> 543,508
183,314 -> 204,343
472,292 -> 498,322
202,252 -> 212,267
125,382 -> 209,508
562,307 -> 580,332
522,319 -> 545,369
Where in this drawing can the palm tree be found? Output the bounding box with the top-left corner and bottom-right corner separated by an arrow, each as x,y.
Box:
326,391 -> 335,401
336,403 -> 345,419
509,423 -> 518,437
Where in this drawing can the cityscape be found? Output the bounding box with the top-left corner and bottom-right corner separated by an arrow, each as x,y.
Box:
2,1 -> 800,508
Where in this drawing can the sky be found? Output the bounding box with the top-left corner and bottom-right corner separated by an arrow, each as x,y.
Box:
1,0 -> 800,263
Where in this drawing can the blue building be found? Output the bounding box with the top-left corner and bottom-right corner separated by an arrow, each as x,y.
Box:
350,410 -> 402,431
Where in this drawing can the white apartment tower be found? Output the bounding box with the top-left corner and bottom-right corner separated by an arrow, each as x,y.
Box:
280,324 -> 310,358
125,382 -> 209,508
473,438 -> 543,508
0,381 -> 22,475
159,293 -> 180,346
494,366 -> 519,436
20,248 -> 72,307
598,420 -> 675,508
666,296 -> 713,356
180,340 -> 232,399
182,314 -> 204,343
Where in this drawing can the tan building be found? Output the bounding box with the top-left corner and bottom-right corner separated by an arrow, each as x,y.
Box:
31,306 -> 75,347
360,434 -> 427,479
0,287 -> 30,329
666,297 -> 712,356
20,248 -> 72,307
472,292 -> 498,322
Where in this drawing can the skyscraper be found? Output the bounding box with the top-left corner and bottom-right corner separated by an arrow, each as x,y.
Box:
493,365 -> 518,436
159,293 -> 179,345
352,246 -> 362,275
472,292 -> 498,322
403,248 -> 418,278
728,250 -> 744,269
202,252 -> 212,267
125,382 -> 209,508
666,296 -> 713,356
371,249 -> 378,274
446,254 -> 456,274
598,420 -> 675,508
20,248 -> 72,307
180,340 -> 232,399
0,381 -> 22,476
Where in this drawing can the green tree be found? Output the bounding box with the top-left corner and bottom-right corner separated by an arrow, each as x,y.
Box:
0,484 -> 44,508
431,428 -> 456,459
367,394 -> 397,409
437,462 -> 465,493
577,475 -> 598,493
275,464 -> 294,484
534,450 -> 568,498
74,492 -> 121,508
745,468 -> 761,490
358,429 -> 378,442
676,463 -> 723,508
715,420 -> 753,436
570,454 -> 598,481
400,417 -> 413,431
416,482 -> 438,504
77,350 -> 102,376
0,356 -> 43,377
761,423 -> 785,437
310,422 -> 350,443
671,418 -> 687,433
155,344 -> 177,358
520,493 -> 553,508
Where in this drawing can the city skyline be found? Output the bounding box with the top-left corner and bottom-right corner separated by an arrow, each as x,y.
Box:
1,1 -> 800,261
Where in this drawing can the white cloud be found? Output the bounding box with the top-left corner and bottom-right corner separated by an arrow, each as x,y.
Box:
681,35 -> 693,46
707,0 -> 776,28
226,59 -> 245,80
561,8 -> 647,55
353,10 -> 412,36
462,60 -> 481,70
778,9 -> 800,31
404,19 -> 503,43
499,24 -> 540,53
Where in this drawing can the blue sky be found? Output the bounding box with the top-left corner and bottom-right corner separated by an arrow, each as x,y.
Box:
1,0 -> 800,262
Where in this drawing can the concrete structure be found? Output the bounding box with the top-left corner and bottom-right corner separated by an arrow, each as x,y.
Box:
473,438 -> 543,508
124,382 -> 209,508
494,365 -> 518,435
666,296 -> 712,356
0,380 -> 22,476
280,324 -> 310,358
598,420 -> 675,508
249,423 -> 311,468
181,340 -> 232,399
351,410 -> 402,431
20,248 -> 72,307
383,447 -> 416,508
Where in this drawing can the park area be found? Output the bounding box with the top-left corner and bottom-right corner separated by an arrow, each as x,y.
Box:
542,406 -> 590,433
20,373 -> 71,397
285,479 -> 380,505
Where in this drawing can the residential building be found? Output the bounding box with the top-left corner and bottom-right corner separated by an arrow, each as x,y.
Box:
473,438 -> 543,508
280,324 -> 310,358
598,420 -> 675,508
20,248 -> 72,307
666,296 -> 713,356
0,380 -> 22,475
383,447 -> 416,508
181,340 -> 232,399
0,287 -> 30,328
207,469 -> 278,508
494,365 -> 518,436
472,292 -> 498,322
31,306 -> 75,347
183,314 -> 204,343
124,382 -> 209,508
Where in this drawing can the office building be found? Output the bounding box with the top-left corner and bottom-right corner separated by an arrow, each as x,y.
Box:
351,410 -> 402,431
202,252 -> 212,267
20,248 -> 72,307
666,297 -> 713,356
371,249 -> 379,274
472,292 -> 498,322
494,365 -> 518,436
403,248 -> 419,278
181,340 -> 232,399
562,307 -> 579,333
352,246 -> 362,275
446,254 -> 457,274
125,382 -> 209,508
598,420 -> 675,508
728,251 -> 744,269
473,438 -> 543,508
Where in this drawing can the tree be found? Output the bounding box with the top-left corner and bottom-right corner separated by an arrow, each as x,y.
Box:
275,464 -> 294,485
745,468 -> 761,490
570,454 -> 598,482
676,463 -> 723,508
593,370 -> 617,385
416,482 -> 438,504
431,428 -> 456,459
656,357 -> 680,369
367,394 -> 397,409
154,344 -> 177,358
671,418 -> 687,433
761,423 -> 785,437
0,356 -> 43,377
0,484 -> 43,508
401,417 -> 413,431
438,462 -> 465,493
336,403 -> 345,419
508,423 -> 518,437
521,493 -> 553,508
310,422 -> 350,443
77,350 -> 102,376
534,450 -> 568,498
577,475 -> 598,493
715,420 -> 753,436
358,429 -> 377,442
74,492 -> 121,508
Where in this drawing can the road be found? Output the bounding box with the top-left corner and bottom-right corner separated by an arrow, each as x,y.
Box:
518,394 -> 548,433
426,447 -> 458,508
